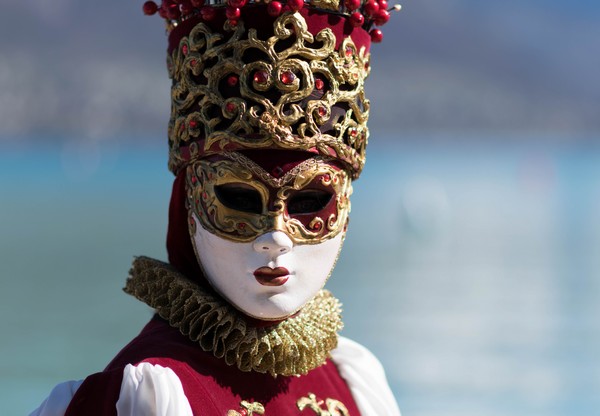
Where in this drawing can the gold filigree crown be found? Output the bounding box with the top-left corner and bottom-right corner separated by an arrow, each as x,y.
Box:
143,1 -> 400,178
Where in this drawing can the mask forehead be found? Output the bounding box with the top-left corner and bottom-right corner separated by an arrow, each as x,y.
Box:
186,152 -> 352,244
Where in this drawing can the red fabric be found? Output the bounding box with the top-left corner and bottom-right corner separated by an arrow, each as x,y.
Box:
168,7 -> 371,55
166,170 -> 211,289
66,316 -> 361,415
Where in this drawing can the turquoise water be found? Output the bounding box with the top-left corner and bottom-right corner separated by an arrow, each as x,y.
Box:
1,136 -> 599,415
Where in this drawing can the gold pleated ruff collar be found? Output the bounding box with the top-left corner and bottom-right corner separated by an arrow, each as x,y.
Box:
124,256 -> 343,377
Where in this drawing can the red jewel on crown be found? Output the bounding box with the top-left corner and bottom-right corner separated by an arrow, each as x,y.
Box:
141,0 -> 401,42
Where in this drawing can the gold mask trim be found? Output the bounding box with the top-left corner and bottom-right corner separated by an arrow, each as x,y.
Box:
124,256 -> 343,377
168,11 -> 371,178
186,152 -> 352,244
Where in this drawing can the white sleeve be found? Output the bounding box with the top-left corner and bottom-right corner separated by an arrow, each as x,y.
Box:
29,380 -> 84,416
330,336 -> 401,416
116,362 -> 193,416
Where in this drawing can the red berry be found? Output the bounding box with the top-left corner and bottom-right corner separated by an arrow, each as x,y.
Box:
167,4 -> 181,18
374,9 -> 390,25
287,0 -> 304,11
370,28 -> 383,43
191,0 -> 205,6
158,4 -> 167,17
378,0 -> 388,9
345,0 -> 361,11
363,0 -> 379,17
225,6 -> 241,19
143,1 -> 159,15
200,5 -> 216,20
267,1 -> 283,16
228,0 -> 247,7
349,11 -> 364,27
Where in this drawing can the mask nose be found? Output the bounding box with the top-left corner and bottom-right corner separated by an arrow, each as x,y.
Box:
253,231 -> 293,256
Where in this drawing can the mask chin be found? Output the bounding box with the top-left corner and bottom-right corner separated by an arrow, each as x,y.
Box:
190,214 -> 345,321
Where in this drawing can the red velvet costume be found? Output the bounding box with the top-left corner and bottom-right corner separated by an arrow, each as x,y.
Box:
66,316 -> 360,415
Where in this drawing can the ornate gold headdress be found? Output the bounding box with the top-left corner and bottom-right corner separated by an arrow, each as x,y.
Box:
143,0 -> 400,179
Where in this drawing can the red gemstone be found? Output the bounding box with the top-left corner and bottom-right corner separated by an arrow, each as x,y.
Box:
225,6 -> 241,19
142,1 -> 159,15
364,0 -> 379,17
280,70 -> 296,85
315,78 -> 325,90
191,0 -> 205,6
350,12 -> 364,27
226,102 -> 236,112
344,0 -> 361,11
228,0 -> 247,7
349,128 -> 358,137
202,192 -> 208,199
318,106 -> 327,117
253,70 -> 269,84
191,175 -> 197,184
288,0 -> 304,11
374,9 -> 390,25
323,174 -> 331,181
271,166 -> 284,178
370,28 -> 383,43
182,44 -> 188,55
227,75 -> 239,87
190,59 -> 197,67
313,222 -> 322,231
267,1 -> 283,16
238,222 -> 246,230
200,5 -> 216,20
189,120 -> 198,128
345,46 -> 353,57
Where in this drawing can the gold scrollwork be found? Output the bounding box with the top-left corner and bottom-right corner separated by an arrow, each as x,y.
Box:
168,11 -> 370,179
228,400 -> 265,416
297,393 -> 350,416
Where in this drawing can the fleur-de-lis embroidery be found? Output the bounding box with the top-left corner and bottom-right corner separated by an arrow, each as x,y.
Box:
297,393 -> 349,416
227,400 -> 265,416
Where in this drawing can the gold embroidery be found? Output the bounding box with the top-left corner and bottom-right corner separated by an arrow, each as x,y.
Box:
124,257 -> 343,377
228,400 -> 265,416
297,393 -> 350,416
168,12 -> 370,179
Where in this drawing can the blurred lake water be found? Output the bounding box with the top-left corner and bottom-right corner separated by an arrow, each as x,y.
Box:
1,134 -> 599,415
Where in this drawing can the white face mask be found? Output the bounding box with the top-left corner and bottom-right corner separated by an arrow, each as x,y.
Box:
191,214 -> 345,320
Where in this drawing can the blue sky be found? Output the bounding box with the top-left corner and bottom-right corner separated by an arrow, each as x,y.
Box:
0,0 -> 598,142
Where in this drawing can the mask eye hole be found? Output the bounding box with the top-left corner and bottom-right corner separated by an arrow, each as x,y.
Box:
215,184 -> 263,214
287,190 -> 333,215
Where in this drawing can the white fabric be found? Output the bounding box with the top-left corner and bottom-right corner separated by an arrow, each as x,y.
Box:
331,336 -> 401,416
116,363 -> 193,416
29,379 -> 83,416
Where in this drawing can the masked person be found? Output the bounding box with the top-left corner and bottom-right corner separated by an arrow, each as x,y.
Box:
31,1 -> 401,414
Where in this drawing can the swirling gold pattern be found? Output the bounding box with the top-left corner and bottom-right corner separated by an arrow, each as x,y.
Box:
168,11 -> 370,179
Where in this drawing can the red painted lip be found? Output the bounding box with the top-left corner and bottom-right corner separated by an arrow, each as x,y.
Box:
253,267 -> 290,286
